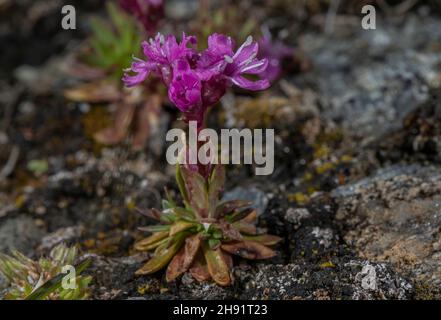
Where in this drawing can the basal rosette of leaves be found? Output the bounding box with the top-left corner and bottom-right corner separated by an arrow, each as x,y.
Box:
134,164 -> 281,286
0,244 -> 91,300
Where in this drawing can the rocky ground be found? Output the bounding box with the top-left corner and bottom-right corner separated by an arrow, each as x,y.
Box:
1,1 -> 441,299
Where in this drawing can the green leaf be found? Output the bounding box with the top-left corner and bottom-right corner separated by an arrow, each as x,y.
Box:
138,225 -> 171,233
215,200 -> 251,218
162,199 -> 173,210
232,221 -> 257,235
169,207 -> 195,220
83,2 -> 141,79
166,235 -> 201,282
89,17 -> 115,47
134,231 -> 170,251
212,229 -> 223,239
180,166 -> 209,218
228,208 -> 255,223
243,234 -> 282,246
169,221 -> 196,236
221,241 -> 276,260
135,234 -> 186,275
208,165 -> 225,218
202,243 -> 231,286
164,188 -> 177,207
25,258 -> 91,300
176,165 -> 190,206
208,239 -> 221,249
160,211 -> 177,224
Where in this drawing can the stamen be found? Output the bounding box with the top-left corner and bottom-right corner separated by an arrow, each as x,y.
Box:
224,55 -> 234,63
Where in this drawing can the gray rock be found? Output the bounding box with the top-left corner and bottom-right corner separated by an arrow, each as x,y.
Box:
0,216 -> 45,255
331,164 -> 441,297
38,225 -> 85,252
285,207 -> 311,225
236,260 -> 412,300
300,14 -> 441,139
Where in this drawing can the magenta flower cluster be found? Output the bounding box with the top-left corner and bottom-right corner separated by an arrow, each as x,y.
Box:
119,0 -> 164,34
123,33 -> 270,125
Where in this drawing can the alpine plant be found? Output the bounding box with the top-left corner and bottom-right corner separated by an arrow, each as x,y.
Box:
0,244 -> 91,300
124,33 -> 280,286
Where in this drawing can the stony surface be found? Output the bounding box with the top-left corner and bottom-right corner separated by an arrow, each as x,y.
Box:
0,216 -> 45,255
300,13 -> 441,140
86,255 -> 413,300
332,164 -> 441,298
238,261 -> 412,300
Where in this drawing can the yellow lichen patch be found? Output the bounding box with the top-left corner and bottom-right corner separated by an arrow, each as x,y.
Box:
315,162 -> 335,175
302,172 -> 313,182
125,198 -> 136,211
137,284 -> 150,295
319,261 -> 336,269
287,192 -> 310,205
340,155 -> 353,163
313,145 -> 330,159
307,186 -> 316,195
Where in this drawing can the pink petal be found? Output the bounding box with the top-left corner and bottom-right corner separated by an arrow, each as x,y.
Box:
231,75 -> 270,91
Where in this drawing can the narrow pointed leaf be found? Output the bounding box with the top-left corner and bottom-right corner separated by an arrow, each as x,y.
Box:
208,165 -> 225,217
215,200 -> 251,217
189,253 -> 211,282
136,207 -> 162,221
176,165 -> 189,205
169,207 -> 195,220
202,243 -> 231,286
135,235 -> 185,275
180,166 -> 209,218
229,208 -> 256,223
232,221 -> 257,235
138,225 -> 170,233
221,241 -> 276,260
164,188 -> 176,207
166,235 -> 201,282
239,209 -> 257,223
243,234 -> 282,246
134,231 -> 169,251
25,258 -> 91,300
217,221 -> 243,241
169,221 -> 196,236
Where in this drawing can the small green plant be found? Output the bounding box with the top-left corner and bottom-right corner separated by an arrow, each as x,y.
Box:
64,2 -> 161,151
135,164 -> 281,286
83,2 -> 142,79
0,244 -> 91,300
